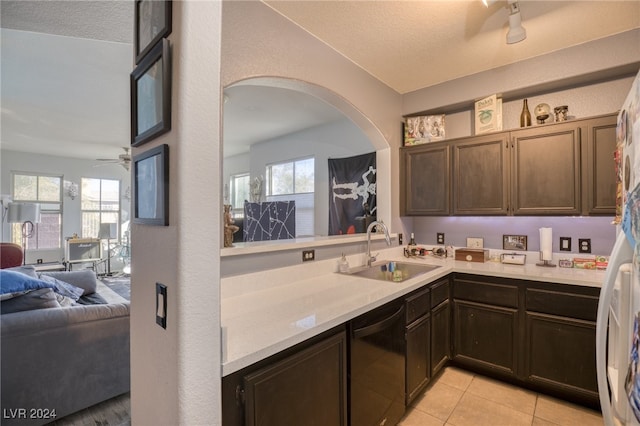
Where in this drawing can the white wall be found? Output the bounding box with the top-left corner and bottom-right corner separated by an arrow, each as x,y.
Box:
130,1 -> 222,424
0,149 -> 131,264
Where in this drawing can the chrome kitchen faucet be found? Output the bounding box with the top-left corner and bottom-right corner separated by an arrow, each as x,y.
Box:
366,220 -> 391,266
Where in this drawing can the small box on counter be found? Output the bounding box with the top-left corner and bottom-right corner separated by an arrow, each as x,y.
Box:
500,253 -> 526,265
596,256 -> 609,270
573,257 -> 597,270
455,248 -> 489,263
559,259 -> 574,268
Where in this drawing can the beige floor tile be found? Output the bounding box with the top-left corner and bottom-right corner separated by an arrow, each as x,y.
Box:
534,394 -> 602,426
447,392 -> 534,426
437,367 -> 475,391
412,381 -> 464,421
399,407 -> 445,426
466,374 -> 537,415
532,416 -> 561,426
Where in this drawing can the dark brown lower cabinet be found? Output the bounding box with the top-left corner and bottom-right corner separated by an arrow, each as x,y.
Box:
524,285 -> 600,407
406,314 -> 430,405
431,298 -> 450,376
222,328 -> 347,426
525,312 -> 597,399
453,300 -> 518,377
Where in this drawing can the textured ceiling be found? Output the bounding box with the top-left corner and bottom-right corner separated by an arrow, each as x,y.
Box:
0,0 -> 133,43
266,0 -> 640,94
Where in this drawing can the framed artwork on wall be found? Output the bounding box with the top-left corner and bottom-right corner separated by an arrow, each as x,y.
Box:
131,38 -> 171,147
135,0 -> 172,64
133,144 -> 169,226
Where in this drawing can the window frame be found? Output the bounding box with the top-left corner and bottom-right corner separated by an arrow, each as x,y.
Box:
10,172 -> 63,250
80,177 -> 121,241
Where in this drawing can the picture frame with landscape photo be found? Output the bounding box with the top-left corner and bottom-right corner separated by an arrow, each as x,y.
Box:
131,38 -> 171,147
135,0 -> 172,64
133,144 -> 169,226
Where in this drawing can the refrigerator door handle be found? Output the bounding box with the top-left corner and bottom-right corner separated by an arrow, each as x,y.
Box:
596,232 -> 634,426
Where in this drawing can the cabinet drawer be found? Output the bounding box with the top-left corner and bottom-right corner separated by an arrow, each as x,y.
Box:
430,278 -> 449,308
406,288 -> 430,324
453,277 -> 518,308
526,288 -> 599,321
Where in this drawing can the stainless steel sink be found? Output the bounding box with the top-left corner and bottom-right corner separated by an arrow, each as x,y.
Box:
340,261 -> 440,283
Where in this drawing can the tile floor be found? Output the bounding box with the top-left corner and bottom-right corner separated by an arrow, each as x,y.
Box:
399,367 -> 603,426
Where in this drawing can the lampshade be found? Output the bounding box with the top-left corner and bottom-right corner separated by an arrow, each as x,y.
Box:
98,223 -> 118,240
7,203 -> 41,224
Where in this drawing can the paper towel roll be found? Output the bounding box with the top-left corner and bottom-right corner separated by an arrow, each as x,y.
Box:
539,227 -> 553,261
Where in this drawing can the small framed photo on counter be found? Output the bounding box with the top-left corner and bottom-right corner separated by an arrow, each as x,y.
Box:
503,234 -> 528,251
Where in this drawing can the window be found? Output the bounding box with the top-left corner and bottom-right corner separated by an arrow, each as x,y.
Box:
266,157 -> 314,237
81,178 -> 120,239
229,173 -> 250,210
11,173 -> 62,249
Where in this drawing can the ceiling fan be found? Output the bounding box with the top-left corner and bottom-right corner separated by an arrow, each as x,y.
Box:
95,147 -> 131,171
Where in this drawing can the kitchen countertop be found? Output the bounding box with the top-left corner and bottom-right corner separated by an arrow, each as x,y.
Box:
221,247 -> 606,376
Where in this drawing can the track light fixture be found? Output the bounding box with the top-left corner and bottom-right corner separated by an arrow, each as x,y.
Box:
506,0 -> 527,44
482,0 -> 527,44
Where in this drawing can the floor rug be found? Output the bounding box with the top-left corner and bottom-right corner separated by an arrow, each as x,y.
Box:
101,276 -> 131,301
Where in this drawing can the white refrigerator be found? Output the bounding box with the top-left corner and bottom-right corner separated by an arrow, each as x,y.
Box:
596,68 -> 640,426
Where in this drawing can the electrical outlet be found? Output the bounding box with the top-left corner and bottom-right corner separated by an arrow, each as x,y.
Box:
560,237 -> 572,251
579,238 -> 591,254
398,233 -> 403,245
302,249 -> 315,262
437,233 -> 445,244
466,237 -> 483,249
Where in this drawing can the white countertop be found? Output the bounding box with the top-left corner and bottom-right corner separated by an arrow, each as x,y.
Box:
221,247 -> 605,376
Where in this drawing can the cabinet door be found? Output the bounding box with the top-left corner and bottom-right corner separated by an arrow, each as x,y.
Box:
406,315 -> 430,405
431,299 -> 450,376
401,143 -> 450,215
511,123 -> 582,215
525,312 -> 598,401
453,300 -> 518,377
243,331 -> 347,426
452,133 -> 509,215
583,114 -> 617,215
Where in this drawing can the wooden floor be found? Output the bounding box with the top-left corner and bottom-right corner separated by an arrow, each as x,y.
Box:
48,393 -> 130,426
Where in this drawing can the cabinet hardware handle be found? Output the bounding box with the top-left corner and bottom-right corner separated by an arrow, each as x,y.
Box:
235,385 -> 245,405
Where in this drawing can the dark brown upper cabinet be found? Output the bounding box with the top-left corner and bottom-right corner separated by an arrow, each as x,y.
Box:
401,113 -> 618,217
401,142 -> 450,215
582,113 -> 617,215
452,133 -> 510,215
510,121 -> 582,215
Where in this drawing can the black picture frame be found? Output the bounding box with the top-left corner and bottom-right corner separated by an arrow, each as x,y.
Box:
134,0 -> 172,64
131,38 -> 171,147
133,144 -> 169,226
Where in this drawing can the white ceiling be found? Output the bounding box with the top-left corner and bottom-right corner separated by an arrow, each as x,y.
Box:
1,1 -> 638,161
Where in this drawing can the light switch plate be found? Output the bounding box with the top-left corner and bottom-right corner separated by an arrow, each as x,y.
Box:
156,283 -> 167,329
466,237 -> 484,249
560,237 -> 572,251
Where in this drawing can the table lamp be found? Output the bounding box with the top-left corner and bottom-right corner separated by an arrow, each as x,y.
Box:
7,202 -> 41,265
98,223 -> 117,276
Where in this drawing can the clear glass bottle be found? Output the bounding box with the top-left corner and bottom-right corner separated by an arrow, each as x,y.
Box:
520,98 -> 532,127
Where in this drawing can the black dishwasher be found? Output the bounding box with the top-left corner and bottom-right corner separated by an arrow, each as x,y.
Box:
349,299 -> 406,426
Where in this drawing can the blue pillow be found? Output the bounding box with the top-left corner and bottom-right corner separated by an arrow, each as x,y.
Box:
0,270 -> 55,295
39,275 -> 84,301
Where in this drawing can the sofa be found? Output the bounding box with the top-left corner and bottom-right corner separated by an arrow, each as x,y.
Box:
1,266 -> 130,426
